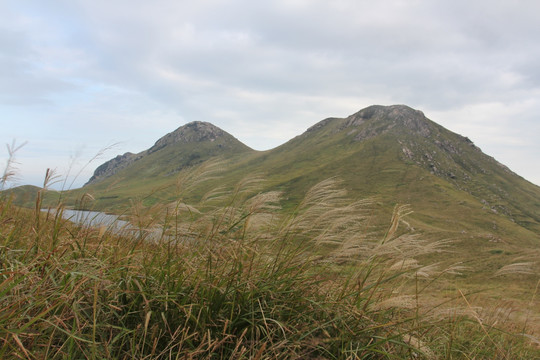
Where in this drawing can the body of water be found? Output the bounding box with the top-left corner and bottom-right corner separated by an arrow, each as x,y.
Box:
42,208 -> 165,241
41,208 -> 130,231
60,209 -> 130,229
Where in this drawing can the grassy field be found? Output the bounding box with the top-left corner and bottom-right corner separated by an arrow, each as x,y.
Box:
1,168 -> 539,359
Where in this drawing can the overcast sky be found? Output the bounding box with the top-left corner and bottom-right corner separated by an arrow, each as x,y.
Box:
1,0 -> 539,189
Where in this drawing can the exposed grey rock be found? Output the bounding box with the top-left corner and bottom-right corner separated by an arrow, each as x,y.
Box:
148,121 -> 228,154
85,152 -> 139,186
402,146 -> 414,159
344,105 -> 432,137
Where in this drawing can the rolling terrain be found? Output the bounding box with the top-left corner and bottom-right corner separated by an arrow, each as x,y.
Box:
45,105 -> 539,299
9,105 -> 540,250
67,105 -> 540,244
4,104 -> 540,356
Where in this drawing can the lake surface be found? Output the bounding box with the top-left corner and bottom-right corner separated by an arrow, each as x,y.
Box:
43,208 -> 165,241
61,209 -> 130,229
42,208 -> 130,231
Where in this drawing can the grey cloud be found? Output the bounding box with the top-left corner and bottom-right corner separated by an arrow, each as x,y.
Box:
2,0 -> 540,186
0,11 -> 80,106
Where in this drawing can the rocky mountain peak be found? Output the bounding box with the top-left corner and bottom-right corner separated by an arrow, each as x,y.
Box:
345,105 -> 431,136
85,121 -> 246,186
349,104 -> 425,121
304,105 -> 432,138
148,121 -> 227,154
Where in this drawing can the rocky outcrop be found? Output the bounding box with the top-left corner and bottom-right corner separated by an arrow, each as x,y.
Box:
148,121 -> 228,154
344,105 -> 432,139
85,152 -> 140,186
303,105 -> 435,143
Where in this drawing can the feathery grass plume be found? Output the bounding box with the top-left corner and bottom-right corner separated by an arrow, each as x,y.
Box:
480,302 -> 518,326
188,174 -> 270,245
175,158 -> 225,197
0,140 -> 26,191
165,201 -> 201,218
441,262 -> 469,276
324,199 -> 450,267
242,190 -> 282,235
382,204 -> 413,244
388,258 -> 425,273
430,306 -> 485,321
331,224 -> 449,268
200,184 -> 230,204
62,142 -> 121,191
33,168 -> 62,238
281,178 -> 371,245
2,174 -> 540,358
401,334 -> 436,359
372,234 -> 451,261
494,262 -> 536,277
370,294 -> 418,311
128,200 -> 166,242
162,201 -> 203,242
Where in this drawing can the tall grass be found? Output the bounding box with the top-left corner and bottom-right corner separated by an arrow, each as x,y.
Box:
0,162 -> 538,358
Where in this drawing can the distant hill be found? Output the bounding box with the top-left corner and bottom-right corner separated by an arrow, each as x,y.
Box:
1,184 -> 42,208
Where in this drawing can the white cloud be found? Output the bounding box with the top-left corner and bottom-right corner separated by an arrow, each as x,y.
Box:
1,0 -> 540,186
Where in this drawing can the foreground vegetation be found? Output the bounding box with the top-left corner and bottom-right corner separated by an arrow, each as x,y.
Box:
1,167 -> 539,359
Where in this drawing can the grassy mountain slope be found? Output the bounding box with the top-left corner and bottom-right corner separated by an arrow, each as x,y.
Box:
9,105 -> 540,247
223,105 -> 540,245
4,177 -> 539,358
4,105 -> 540,357
6,104 -> 540,326
256,105 -> 540,283
72,121 -> 255,209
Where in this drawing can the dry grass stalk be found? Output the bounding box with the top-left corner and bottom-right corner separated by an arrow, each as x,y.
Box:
494,262 -> 536,277
2,165 -> 539,358
0,140 -> 26,190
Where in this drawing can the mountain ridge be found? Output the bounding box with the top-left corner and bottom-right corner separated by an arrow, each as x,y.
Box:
5,104 -> 540,336
9,104 -> 540,247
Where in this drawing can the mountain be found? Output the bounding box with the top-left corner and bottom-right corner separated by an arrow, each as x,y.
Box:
85,121 -> 253,186
6,104 -> 540,324
272,105 -> 540,230
72,121 -> 255,209
9,105 -> 540,248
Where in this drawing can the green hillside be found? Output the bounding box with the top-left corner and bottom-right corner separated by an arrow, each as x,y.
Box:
76,105 -> 540,290
10,105 -> 540,248
4,104 -> 540,356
